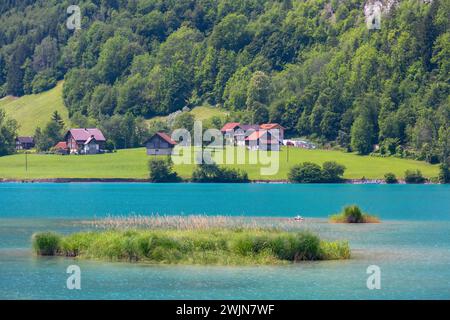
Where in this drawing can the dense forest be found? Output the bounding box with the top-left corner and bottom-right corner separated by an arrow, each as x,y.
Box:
0,0 -> 448,163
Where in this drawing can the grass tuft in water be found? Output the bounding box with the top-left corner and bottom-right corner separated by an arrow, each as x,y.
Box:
329,205 -> 380,223
32,232 -> 61,256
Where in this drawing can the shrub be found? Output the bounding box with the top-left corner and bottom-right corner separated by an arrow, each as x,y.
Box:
321,161 -> 346,182
148,157 -> 180,182
404,170 -> 426,184
438,163 -> 450,183
192,163 -> 249,182
104,140 -> 116,152
384,172 -> 398,184
288,161 -> 346,183
330,205 -> 379,223
288,162 -> 323,183
0,110 -> 18,156
32,232 -> 61,255
379,138 -> 400,156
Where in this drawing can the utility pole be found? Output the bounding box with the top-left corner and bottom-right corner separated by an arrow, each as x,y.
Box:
286,144 -> 289,162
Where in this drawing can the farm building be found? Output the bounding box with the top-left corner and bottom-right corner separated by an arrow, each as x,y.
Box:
145,132 -> 177,155
220,122 -> 284,150
220,122 -> 242,145
259,123 -> 285,141
220,123 -> 261,146
53,141 -> 68,155
245,130 -> 282,151
15,137 -> 35,150
236,125 -> 260,146
64,128 -> 106,155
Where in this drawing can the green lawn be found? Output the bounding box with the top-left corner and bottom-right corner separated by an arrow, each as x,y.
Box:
0,147 -> 439,180
0,82 -> 69,136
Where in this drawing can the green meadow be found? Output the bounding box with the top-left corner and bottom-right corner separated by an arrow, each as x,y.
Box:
0,82 -> 69,136
0,147 -> 439,180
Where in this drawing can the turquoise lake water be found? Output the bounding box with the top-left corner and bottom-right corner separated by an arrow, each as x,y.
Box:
0,183 -> 449,299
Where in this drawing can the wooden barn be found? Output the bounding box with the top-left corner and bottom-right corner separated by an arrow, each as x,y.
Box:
15,137 -> 35,150
145,132 -> 177,155
53,141 -> 68,155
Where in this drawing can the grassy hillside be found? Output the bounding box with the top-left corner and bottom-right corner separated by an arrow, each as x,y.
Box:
0,147 -> 439,180
189,106 -> 229,121
0,83 -> 225,136
146,105 -> 229,127
0,82 -> 69,136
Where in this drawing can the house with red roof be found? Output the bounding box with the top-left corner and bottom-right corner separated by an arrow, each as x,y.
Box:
220,122 -> 241,134
220,122 -> 284,149
145,132 -> 177,155
220,122 -> 260,146
64,128 -> 106,154
245,130 -> 282,151
260,123 -> 285,141
53,141 -> 68,155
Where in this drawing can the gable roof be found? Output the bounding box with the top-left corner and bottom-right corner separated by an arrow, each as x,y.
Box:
260,123 -> 285,130
246,130 -> 265,141
84,136 -> 97,145
66,128 -> 106,142
220,122 -> 241,132
245,130 -> 281,143
146,132 -> 177,146
17,136 -> 34,144
54,141 -> 68,149
240,124 -> 260,131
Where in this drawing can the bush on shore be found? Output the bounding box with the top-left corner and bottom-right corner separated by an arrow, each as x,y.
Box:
148,157 -> 180,182
192,163 -> 249,183
384,172 -> 398,184
288,161 -> 346,183
404,169 -> 426,184
32,229 -> 350,264
329,205 -> 380,223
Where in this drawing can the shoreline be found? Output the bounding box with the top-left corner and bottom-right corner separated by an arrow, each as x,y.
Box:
0,177 -> 439,184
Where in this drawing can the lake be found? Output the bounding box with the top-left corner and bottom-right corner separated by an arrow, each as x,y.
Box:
0,183 -> 449,299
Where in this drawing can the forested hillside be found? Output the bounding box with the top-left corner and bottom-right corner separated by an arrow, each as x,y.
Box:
0,0 -> 448,163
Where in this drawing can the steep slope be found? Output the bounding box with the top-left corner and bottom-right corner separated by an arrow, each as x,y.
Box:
0,82 -> 68,135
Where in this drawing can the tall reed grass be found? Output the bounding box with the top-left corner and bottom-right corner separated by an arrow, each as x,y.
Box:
87,214 -> 313,231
